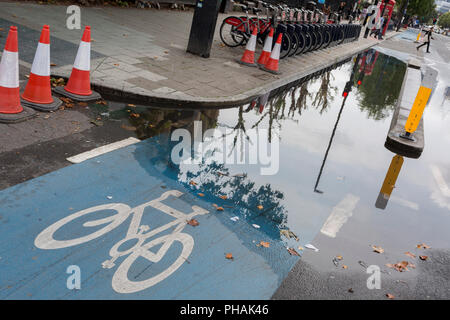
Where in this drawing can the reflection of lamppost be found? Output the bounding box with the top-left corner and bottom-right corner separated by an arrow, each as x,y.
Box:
314,53 -> 362,194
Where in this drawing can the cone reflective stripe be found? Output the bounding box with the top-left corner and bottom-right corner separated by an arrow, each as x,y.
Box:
65,26 -> 92,96
261,33 -> 282,74
22,25 -> 53,104
257,28 -> 273,66
0,26 -> 22,114
238,27 -> 258,67
258,92 -> 270,113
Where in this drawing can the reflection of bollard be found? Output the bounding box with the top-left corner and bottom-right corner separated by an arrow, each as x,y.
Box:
400,66 -> 438,141
375,155 -> 404,210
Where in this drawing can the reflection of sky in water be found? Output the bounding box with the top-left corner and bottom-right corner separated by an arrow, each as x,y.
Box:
140,49 -> 450,250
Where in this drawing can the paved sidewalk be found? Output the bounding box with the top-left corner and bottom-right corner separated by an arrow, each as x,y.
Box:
0,2 -> 397,106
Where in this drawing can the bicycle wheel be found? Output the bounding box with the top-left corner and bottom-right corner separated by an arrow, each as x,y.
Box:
220,16 -> 247,47
322,30 -> 332,48
112,232 -> 194,293
303,30 -> 312,53
313,30 -> 323,50
337,28 -> 345,45
295,31 -> 306,55
279,32 -> 292,60
288,32 -> 299,57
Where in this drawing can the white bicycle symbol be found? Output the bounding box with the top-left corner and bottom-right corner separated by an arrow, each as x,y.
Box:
34,190 -> 209,294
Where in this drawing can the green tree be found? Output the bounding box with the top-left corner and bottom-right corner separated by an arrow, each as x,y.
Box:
438,12 -> 450,29
395,0 -> 436,19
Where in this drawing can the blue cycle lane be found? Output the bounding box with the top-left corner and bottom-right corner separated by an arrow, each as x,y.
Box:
0,135 -> 299,299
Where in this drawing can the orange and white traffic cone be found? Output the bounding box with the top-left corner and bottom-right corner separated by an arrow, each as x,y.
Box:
257,28 -> 273,67
0,26 -> 36,123
54,26 -> 101,101
261,33 -> 282,74
238,27 -> 258,67
21,25 -> 62,111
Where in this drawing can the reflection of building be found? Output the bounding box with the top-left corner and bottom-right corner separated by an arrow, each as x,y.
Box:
436,0 -> 450,13
375,155 -> 404,209
359,49 -> 379,75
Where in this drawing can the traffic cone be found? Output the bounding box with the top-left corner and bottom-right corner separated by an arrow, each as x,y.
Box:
21,25 -> 62,111
54,26 -> 101,102
0,26 -> 36,123
257,28 -> 273,67
261,33 -> 282,74
238,26 -> 258,67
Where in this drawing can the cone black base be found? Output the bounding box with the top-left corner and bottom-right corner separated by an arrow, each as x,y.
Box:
21,96 -> 63,112
237,60 -> 257,67
53,86 -> 101,102
260,65 -> 280,75
0,106 -> 37,124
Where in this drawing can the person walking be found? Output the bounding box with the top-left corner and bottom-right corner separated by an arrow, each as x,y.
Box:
417,27 -> 434,53
370,14 -> 385,39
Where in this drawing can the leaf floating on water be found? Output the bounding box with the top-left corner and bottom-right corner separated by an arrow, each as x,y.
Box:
187,219 -> 199,227
419,255 -> 428,261
197,193 -> 205,197
225,253 -> 233,260
372,245 -> 385,254
216,206 -> 224,211
280,229 -> 299,241
298,246 -> 304,251
219,195 -> 228,200
257,205 -> 263,210
404,251 -> 416,258
287,248 -> 300,256
336,255 -> 343,260
417,243 -> 431,249
257,241 -> 270,248
189,180 -> 198,186
386,261 -> 415,272
386,293 -> 395,299
342,265 -> 348,269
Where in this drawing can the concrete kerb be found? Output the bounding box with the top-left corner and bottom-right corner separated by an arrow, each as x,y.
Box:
51,31 -> 401,109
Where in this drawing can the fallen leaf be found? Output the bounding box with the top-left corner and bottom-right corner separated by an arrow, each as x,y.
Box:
130,113 -> 140,118
258,241 -> 270,248
121,124 -> 137,131
197,193 -> 205,197
405,251 -> 416,258
298,246 -> 304,251
50,63 -> 57,66
187,219 -> 199,227
127,104 -> 136,107
95,100 -> 107,105
287,248 -> 300,256
419,255 -> 428,261
417,243 -> 431,249
189,180 -> 197,186
372,245 -> 385,254
280,229 -> 299,241
386,261 -> 415,272
386,293 -> 395,299
219,195 -> 227,200
342,265 -> 348,269
225,253 -> 233,260
336,255 -> 343,260
348,288 -> 354,293
257,205 -> 263,210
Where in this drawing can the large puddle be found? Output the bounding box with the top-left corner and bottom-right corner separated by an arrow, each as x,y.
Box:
82,48 -> 450,249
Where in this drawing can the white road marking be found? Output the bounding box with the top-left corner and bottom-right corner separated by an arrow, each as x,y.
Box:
430,164 -> 450,198
66,137 -> 140,164
320,194 -> 360,238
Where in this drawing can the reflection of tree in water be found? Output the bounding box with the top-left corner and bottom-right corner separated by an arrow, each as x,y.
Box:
312,71 -> 337,114
182,162 -> 287,226
356,53 -> 407,120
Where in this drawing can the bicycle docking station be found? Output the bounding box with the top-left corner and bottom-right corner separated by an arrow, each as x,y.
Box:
385,61 -> 438,159
187,0 -> 223,58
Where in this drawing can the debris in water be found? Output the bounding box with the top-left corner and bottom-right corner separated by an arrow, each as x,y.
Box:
305,244 -> 319,252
